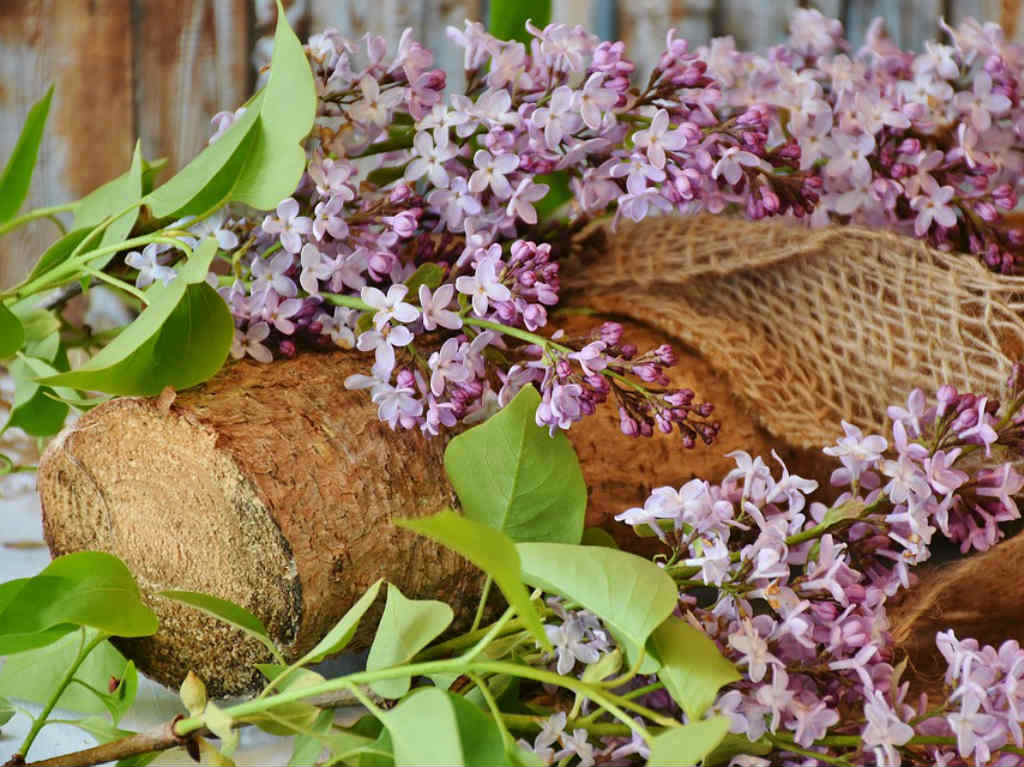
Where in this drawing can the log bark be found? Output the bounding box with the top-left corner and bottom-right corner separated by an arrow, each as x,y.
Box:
37,314 -> 798,695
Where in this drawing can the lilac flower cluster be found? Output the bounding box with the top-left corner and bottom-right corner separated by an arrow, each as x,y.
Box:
593,373 -> 1024,765
704,9 -> 1024,272
127,10 -> 1024,438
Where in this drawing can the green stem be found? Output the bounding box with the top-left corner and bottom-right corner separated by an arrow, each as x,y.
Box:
0,202 -> 78,238
500,712 -> 634,737
16,629 -> 108,760
462,605 -> 520,664
766,734 -> 854,766
470,576 -> 493,634
79,267 -> 148,304
467,672 -> 515,750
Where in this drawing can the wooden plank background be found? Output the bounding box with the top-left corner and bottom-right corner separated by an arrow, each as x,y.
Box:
0,0 -> 1019,287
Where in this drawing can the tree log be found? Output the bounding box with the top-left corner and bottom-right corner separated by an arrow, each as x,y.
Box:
37,314 -> 803,695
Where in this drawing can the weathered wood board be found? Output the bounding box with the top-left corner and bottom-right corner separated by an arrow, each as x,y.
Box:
1,0 -> 1018,285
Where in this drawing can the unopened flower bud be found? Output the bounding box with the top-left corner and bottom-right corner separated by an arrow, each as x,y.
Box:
179,671 -> 208,716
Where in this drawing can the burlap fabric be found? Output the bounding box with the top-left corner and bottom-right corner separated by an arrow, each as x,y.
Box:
571,214 -> 1024,449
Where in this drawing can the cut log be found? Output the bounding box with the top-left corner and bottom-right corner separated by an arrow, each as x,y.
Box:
37,314 -> 798,695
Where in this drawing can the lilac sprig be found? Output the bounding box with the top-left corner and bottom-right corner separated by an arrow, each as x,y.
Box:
126,10 -> 1024,439
601,370 -> 1024,765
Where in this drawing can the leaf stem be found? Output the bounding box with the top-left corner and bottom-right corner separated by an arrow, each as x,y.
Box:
470,576 -> 493,633
0,203 -> 78,238
15,629 -> 109,760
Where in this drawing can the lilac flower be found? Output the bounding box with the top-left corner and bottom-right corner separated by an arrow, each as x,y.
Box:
418,284 -> 462,331
362,285 -> 420,331
954,71 -> 1012,132
404,129 -> 457,188
728,618 -> 781,684
468,150 -> 519,199
544,614 -> 602,675
506,178 -> 550,225
632,110 -> 687,170
371,382 -> 422,430
187,210 -> 240,251
862,690 -> 915,766
348,74 -> 404,127
356,326 -> 413,377
299,244 -> 336,295
262,198 -> 312,255
427,177 -> 482,231
455,254 -> 511,316
254,292 -> 303,335
555,729 -> 595,767
825,132 -> 875,186
316,307 -> 356,349
576,72 -> 617,130
911,176 -> 958,236
712,146 -> 765,186
957,397 -> 999,455
518,712 -> 565,764
788,700 -> 840,748
531,85 -> 579,150
249,253 -> 297,302
312,195 -> 349,242
331,249 -> 369,293
427,338 -> 470,396
231,323 -> 273,363
125,245 -> 177,289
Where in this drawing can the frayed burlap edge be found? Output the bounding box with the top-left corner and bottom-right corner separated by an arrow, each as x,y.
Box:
571,214 -> 1024,450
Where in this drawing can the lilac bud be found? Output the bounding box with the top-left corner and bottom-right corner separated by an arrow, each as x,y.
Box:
518,270 -> 537,287
655,344 -> 677,366
396,368 -> 416,389
556,360 -> 572,379
896,138 -> 921,155
654,411 -> 672,434
664,389 -> 694,407
633,363 -> 660,382
279,339 -> 297,358
389,183 -> 413,204
599,322 -> 623,346
638,419 -> 653,437
307,320 -> 323,335
522,304 -> 547,331
697,402 -> 714,417
585,374 -> 610,396
493,300 -> 517,323
975,201 -> 999,223
619,407 -> 639,436
620,343 -> 637,359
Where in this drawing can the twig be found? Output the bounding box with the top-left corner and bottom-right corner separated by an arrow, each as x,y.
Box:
18,721 -> 193,767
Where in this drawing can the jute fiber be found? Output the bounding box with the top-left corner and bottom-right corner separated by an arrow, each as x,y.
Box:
570,214 -> 1024,449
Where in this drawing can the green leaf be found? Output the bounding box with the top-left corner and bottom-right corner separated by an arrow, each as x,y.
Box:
0,552 -> 158,640
144,95 -> 263,220
0,303 -> 24,359
204,700 -> 239,758
348,728 -> 395,767
646,716 -> 731,767
379,688 -> 465,766
447,691 -> 510,766
40,238 -> 234,396
0,696 -> 14,726
24,227 -> 92,284
397,510 -> 551,652
290,709 -> 377,766
488,0 -> 550,44
300,579 -> 382,665
158,589 -> 283,662
0,85 -> 53,224
703,733 -> 772,766
444,386 -> 586,544
580,527 -> 618,549
9,298 -> 60,343
366,584 -> 454,698
404,263 -> 445,295
6,335 -> 72,437
516,543 -> 677,663
74,141 -> 145,263
229,0 -> 317,210
533,171 -> 572,220
652,617 -> 740,722
248,664 -> 324,736
0,631 -> 133,715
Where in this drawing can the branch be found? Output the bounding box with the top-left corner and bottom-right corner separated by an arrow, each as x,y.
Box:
14,688 -> 369,767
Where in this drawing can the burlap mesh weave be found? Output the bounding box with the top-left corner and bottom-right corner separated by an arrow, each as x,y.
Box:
569,215 -> 1024,449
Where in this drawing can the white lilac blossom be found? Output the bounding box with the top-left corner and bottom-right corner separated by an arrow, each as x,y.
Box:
608,376 -> 1024,766
179,11 -> 1024,442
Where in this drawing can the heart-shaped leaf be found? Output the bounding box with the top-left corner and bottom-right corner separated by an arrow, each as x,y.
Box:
300,579 -> 383,665
647,716 -> 731,767
444,385 -> 586,544
0,553 -> 157,647
516,542 -> 677,663
652,617 -> 740,721
366,584 -> 454,698
379,688 -> 465,766
40,238 -> 234,396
